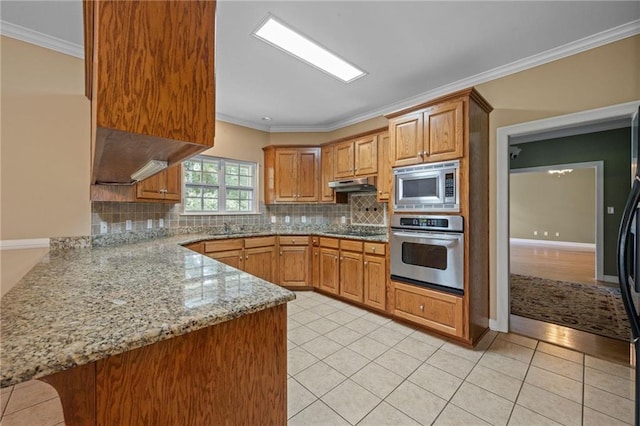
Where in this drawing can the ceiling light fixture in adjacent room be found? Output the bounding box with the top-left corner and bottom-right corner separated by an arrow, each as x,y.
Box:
547,169 -> 574,176
252,15 -> 366,83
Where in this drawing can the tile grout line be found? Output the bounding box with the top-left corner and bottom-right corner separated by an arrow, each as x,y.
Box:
504,338 -> 539,425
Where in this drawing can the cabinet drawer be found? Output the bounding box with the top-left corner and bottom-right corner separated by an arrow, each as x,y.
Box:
364,242 -> 386,256
319,237 -> 339,249
340,239 -> 363,252
244,236 -> 276,249
182,242 -> 203,253
204,239 -> 243,253
278,236 -> 309,246
393,282 -> 464,338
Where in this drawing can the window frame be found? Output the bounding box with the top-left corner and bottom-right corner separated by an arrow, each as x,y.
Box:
182,155 -> 259,215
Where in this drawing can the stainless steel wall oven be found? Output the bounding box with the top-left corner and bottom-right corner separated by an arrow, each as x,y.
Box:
390,214 -> 464,295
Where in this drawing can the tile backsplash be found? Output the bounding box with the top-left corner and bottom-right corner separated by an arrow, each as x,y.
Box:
91,194 -> 387,236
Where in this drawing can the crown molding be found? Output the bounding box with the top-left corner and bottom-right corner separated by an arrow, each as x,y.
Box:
0,20 -> 83,58
215,113 -> 272,132
227,19 -> 640,133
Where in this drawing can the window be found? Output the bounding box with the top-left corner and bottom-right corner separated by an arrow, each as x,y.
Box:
183,155 -> 258,214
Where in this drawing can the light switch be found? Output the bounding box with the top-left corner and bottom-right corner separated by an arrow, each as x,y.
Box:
125,220 -> 132,231
147,219 -> 153,229
159,218 -> 165,228
301,216 -> 307,223
285,216 -> 290,224
100,221 -> 108,234
607,206 -> 615,214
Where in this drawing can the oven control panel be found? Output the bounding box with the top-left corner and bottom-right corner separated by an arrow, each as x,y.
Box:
391,214 -> 464,232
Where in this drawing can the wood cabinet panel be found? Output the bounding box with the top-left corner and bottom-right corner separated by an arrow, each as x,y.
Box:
279,246 -> 309,287
363,254 -> 386,311
339,251 -> 364,303
312,247 -> 320,288
244,246 -> 277,283
354,136 -> 377,176
340,240 -> 363,252
423,99 -> 464,162
390,112 -> 423,167
393,282 -> 464,338
88,0 -> 216,185
321,145 -> 335,202
244,236 -> 276,249
363,242 -> 386,256
319,238 -> 340,249
207,249 -> 243,270
278,236 -> 309,246
204,239 -> 243,253
319,248 -> 339,295
298,149 -> 320,202
135,164 -> 182,201
377,132 -> 390,202
274,149 -> 298,202
334,141 -> 354,178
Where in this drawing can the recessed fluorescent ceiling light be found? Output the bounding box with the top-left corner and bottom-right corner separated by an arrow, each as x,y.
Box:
253,15 -> 366,83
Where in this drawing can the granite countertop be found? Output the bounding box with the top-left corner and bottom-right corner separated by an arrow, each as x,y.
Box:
179,229 -> 389,245
0,234 -> 295,388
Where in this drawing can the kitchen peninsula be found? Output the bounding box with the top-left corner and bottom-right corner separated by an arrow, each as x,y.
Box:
0,235 -> 295,425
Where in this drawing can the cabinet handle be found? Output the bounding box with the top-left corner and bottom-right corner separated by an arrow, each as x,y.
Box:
364,261 -> 368,266
372,247 -> 376,252
315,252 -> 318,256
340,256 -> 344,260
280,252 -> 283,255
379,190 -> 382,194
419,304 -> 425,311
292,240 -> 295,244
245,256 -> 249,260
239,256 -> 243,260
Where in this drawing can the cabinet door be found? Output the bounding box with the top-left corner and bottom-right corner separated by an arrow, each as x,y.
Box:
244,246 -> 277,283
279,246 -> 309,287
339,251 -> 364,303
274,149 -> 298,202
354,136 -> 377,176
297,148 -> 320,202
393,282 -> 464,338
423,99 -> 464,162
136,170 -> 167,200
334,141 -> 354,178
207,249 -> 244,270
321,146 -> 335,202
363,255 -> 386,311
390,112 -> 423,167
312,247 -> 320,288
163,164 -> 182,201
319,248 -> 339,295
376,132 -> 390,202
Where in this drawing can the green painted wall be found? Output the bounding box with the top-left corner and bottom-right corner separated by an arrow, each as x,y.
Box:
510,127 -> 631,277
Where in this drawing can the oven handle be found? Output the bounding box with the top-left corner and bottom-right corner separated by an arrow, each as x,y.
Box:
391,231 -> 462,246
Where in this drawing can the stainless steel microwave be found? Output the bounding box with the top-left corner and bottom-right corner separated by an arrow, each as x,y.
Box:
393,160 -> 460,212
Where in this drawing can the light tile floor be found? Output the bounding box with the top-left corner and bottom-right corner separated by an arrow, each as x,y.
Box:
1,290 -> 636,425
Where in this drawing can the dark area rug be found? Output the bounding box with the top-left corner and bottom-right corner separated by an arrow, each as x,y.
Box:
510,274 -> 631,342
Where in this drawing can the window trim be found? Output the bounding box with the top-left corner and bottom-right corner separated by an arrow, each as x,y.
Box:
182,155 -> 259,215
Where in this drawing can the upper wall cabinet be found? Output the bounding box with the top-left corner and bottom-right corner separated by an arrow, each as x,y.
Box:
334,135 -> 378,179
84,0 -> 216,185
388,97 -> 464,167
263,146 -> 320,204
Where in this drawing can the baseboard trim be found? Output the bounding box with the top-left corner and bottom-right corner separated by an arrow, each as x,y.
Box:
510,238 -> 595,250
603,275 -> 620,284
0,238 -> 50,250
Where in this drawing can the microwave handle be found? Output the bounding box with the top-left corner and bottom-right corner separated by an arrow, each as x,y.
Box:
391,231 -> 461,246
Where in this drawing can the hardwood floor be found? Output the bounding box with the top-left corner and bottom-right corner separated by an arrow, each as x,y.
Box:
510,241 -> 632,365
510,241 -> 615,287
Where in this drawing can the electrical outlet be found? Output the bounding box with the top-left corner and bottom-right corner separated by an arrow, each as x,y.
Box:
533,231 -> 538,236
301,216 -> 307,223
100,221 -> 108,234
555,232 -> 560,237
607,206 -> 615,214
159,218 -> 164,228
341,216 -> 346,224
147,219 -> 153,229
543,231 -> 548,236
285,216 -> 290,224
125,220 -> 132,231
270,216 -> 277,224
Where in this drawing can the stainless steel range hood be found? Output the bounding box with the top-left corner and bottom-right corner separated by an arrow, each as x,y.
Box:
328,176 -> 377,192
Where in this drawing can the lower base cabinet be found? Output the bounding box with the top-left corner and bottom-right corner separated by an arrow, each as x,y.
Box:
393,281 -> 465,338
363,253 -> 386,311
278,236 -> 310,287
339,241 -> 364,303
244,245 -> 277,283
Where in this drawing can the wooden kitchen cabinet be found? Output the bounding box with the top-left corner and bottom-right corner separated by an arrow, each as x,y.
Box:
339,240 -> 364,303
363,242 -> 386,311
244,237 -> 277,283
263,147 -> 320,203
376,131 -> 390,202
333,136 -> 377,179
393,281 -> 464,338
85,0 -> 216,186
136,164 -> 182,201
319,247 -> 340,295
278,236 -> 310,287
203,239 -> 244,269
388,97 -> 464,166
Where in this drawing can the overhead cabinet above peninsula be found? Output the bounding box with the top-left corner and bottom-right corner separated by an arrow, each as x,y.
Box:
84,0 -> 216,186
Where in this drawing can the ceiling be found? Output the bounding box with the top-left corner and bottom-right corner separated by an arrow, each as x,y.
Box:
1,1 -> 639,132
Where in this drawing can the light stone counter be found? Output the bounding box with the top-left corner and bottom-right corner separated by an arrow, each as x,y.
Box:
0,234 -> 295,387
